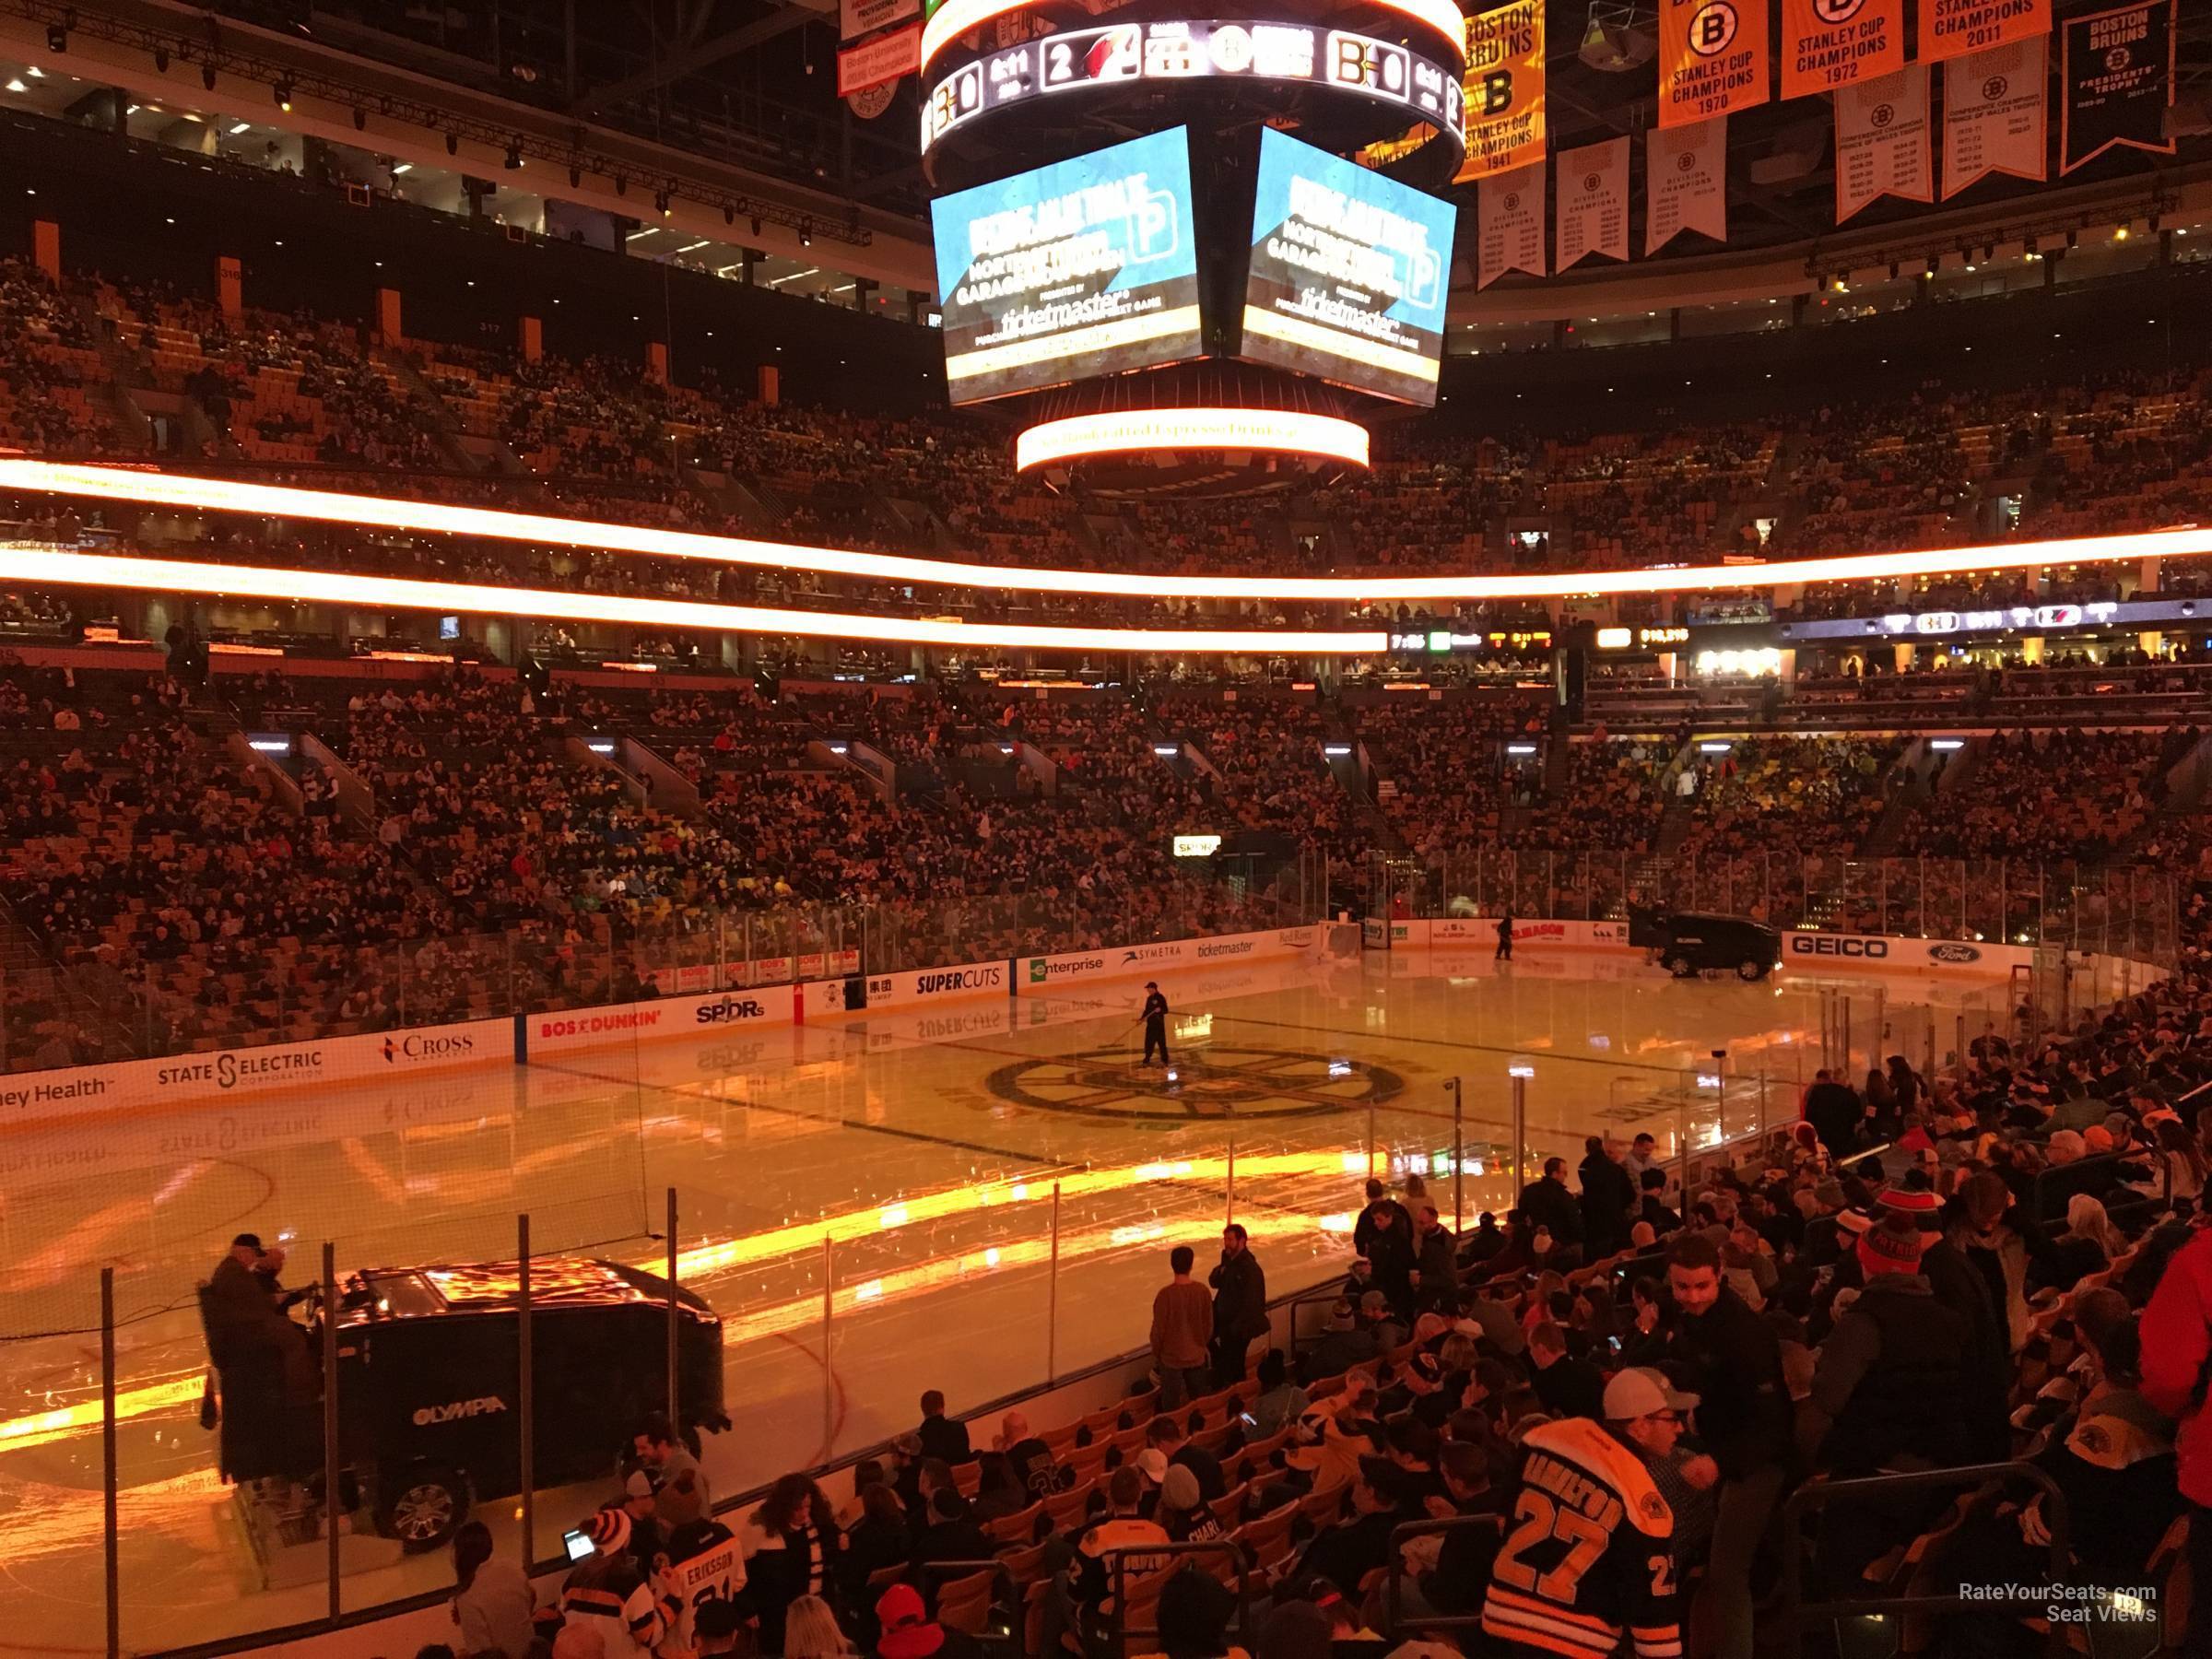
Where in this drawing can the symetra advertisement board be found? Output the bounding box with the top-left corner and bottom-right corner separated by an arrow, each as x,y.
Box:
932,127 -> 1201,404
1241,125 -> 1457,405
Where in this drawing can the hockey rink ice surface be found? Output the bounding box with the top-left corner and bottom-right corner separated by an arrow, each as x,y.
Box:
0,945 -> 2016,1654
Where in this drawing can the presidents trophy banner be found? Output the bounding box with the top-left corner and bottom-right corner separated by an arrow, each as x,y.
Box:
1943,37 -> 2048,196
1647,116 -> 1728,253
2061,0 -> 2176,173
1835,64 -> 1933,222
1477,160 -> 1547,288
1556,137 -> 1631,269
1457,0 -> 1548,182
1919,0 -> 2049,65
1659,0 -> 1771,127
1782,0 -> 1904,99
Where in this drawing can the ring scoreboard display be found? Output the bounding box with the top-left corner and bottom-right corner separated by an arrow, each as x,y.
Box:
922,18 -> 1467,178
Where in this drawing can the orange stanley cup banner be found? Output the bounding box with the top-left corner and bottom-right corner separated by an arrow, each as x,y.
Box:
1660,0 -> 1771,126
1782,0 -> 1903,98
1919,0 -> 2048,65
1455,0 -> 1547,182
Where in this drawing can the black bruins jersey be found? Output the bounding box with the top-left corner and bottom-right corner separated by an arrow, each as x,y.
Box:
1479,1416 -> 1682,1659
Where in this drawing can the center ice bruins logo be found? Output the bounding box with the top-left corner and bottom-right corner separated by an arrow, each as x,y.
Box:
985,1046 -> 1406,1122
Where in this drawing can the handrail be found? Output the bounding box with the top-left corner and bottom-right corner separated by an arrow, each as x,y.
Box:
1107,1538 -> 1252,1659
1779,1461 -> 2074,1655
1382,1513 -> 1506,1636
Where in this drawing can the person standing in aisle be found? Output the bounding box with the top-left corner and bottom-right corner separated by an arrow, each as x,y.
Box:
1150,1245 -> 1213,1407
1207,1223 -> 1267,1387
1140,982 -> 1171,1066
1495,912 -> 1514,960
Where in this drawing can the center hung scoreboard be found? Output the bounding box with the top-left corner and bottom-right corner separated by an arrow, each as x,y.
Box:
917,0 -> 1466,465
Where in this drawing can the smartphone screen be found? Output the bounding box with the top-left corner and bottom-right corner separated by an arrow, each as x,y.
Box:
563,1529 -> 594,1562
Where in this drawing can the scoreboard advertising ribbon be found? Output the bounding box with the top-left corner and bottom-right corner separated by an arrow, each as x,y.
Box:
1835,64 -> 1933,221
1555,137 -> 1630,270
1782,0 -> 1902,98
2061,0 -> 2176,174
1659,0 -> 1771,127
1456,0 -> 1547,182
1942,37 -> 2048,195
1919,0 -> 2048,65
930,128 -> 1203,406
1241,127 -> 1457,406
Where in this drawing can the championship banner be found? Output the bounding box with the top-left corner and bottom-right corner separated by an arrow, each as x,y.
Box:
1556,137 -> 1630,270
837,21 -> 921,95
1456,0 -> 1547,182
1943,37 -> 2048,196
1919,0 -> 2048,66
1647,116 -> 1729,253
841,0 -> 919,40
1659,0 -> 1771,128
1782,0 -> 1903,98
1477,160 -> 1547,288
1834,65 -> 1932,222
2062,0 -> 2176,174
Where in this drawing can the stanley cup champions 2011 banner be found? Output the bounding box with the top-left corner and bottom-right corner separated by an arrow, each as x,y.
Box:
1782,0 -> 1903,99
1943,36 -> 2048,195
2062,0 -> 2176,173
1647,117 -> 1729,253
1457,0 -> 1547,182
1919,0 -> 2049,64
1659,0 -> 1771,127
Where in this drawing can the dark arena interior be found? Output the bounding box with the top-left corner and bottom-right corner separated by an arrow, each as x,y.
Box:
6,1 -> 2212,1656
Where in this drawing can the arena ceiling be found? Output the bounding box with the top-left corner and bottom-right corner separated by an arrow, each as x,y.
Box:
77,0 -> 2212,265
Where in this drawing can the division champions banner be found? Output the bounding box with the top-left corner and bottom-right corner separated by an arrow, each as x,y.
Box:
1456,0 -> 1547,182
2061,0 -> 2176,173
1647,116 -> 1728,253
1477,160 -> 1547,288
1556,137 -> 1630,270
1659,0 -> 1771,127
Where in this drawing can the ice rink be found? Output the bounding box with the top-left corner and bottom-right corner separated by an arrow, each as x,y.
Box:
0,943 -> 2018,1654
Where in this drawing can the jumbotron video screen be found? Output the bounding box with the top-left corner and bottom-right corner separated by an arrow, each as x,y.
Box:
930,127 -> 1202,406
1240,126 -> 1455,406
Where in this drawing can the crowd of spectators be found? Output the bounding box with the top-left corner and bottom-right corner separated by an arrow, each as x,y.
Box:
1673,736 -> 1900,863
1900,728 -> 2180,864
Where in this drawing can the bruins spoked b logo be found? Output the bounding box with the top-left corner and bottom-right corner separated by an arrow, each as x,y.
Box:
985,1046 -> 1406,1122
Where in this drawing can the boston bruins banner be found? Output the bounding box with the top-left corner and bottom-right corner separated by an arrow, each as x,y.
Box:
2061,0 -> 2176,173
1556,137 -> 1631,270
1782,0 -> 1903,99
1477,161 -> 1548,288
1647,116 -> 1728,253
1918,0 -> 2048,65
1456,0 -> 1547,182
1835,64 -> 1933,221
1659,0 -> 1771,127
1943,37 -> 2048,196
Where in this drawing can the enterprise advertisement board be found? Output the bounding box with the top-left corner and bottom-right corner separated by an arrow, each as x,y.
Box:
931,127 -> 1202,404
1240,126 -> 1457,405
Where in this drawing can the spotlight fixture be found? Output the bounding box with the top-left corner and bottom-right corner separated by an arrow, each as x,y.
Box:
2115,224 -> 2130,241
504,143 -> 522,169
273,80 -> 292,112
724,205 -> 735,225
799,221 -> 812,247
614,175 -> 627,195
152,46 -> 169,72
2149,213 -> 2162,233
45,23 -> 65,52
750,216 -> 761,236
1888,261 -> 1900,279
569,164 -> 581,187
201,64 -> 217,90
353,107 -> 367,130
2066,228 -> 2079,249
654,190 -> 671,215
446,132 -> 459,155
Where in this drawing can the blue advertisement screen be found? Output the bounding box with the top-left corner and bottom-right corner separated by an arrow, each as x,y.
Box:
930,128 -> 1202,406
1241,126 -> 1457,406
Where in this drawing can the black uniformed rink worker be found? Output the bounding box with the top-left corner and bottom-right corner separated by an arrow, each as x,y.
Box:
1496,911 -> 1515,960
1141,982 -> 1171,1065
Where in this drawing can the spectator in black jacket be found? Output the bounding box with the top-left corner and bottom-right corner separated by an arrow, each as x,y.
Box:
909,1487 -> 992,1571
1360,1202 -> 1418,1317
1208,1223 -> 1269,1386
1579,1136 -> 1637,1256
1352,1179 -> 1414,1260
1526,1322 -> 1606,1420
1516,1158 -> 1585,1259
915,1391 -> 971,1466
1637,1168 -> 1683,1239
1665,1231 -> 1791,1659
1804,1069 -> 1865,1159
1411,1204 -> 1458,1312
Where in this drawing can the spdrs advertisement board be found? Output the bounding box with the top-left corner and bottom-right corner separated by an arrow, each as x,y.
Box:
1240,126 -> 1456,405
931,127 -> 1202,405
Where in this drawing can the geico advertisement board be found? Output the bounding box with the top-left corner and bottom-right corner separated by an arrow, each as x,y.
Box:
1018,927 -> 1313,992
528,984 -> 799,1056
1783,933 -> 2028,974
0,1016 -> 513,1124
